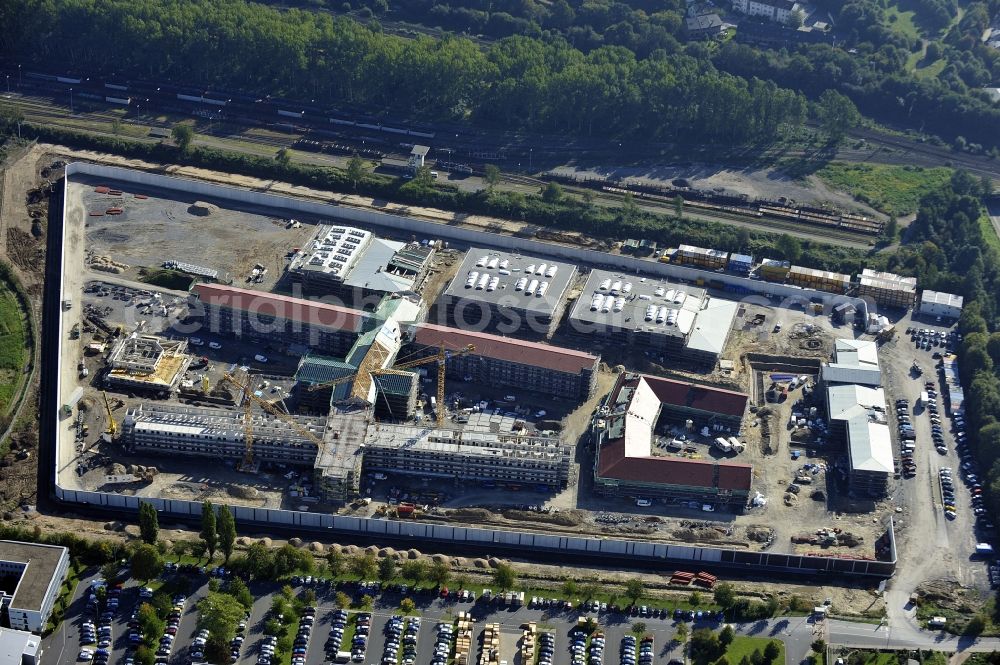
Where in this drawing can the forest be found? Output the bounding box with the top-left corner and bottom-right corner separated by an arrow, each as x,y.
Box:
0,0 -> 811,145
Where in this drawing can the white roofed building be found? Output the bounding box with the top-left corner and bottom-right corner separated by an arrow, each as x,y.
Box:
919,290 -> 964,320
821,339 -> 881,386
826,383 -> 892,497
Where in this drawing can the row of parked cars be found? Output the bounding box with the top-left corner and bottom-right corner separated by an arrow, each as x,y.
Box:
78,579 -> 122,663
538,631 -> 555,665
620,635 -> 654,665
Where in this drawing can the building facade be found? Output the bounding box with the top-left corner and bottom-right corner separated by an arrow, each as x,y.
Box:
919,290 -> 964,320
363,421 -> 572,490
408,324 -> 599,401
732,0 -> 796,22
190,284 -> 365,357
0,541 -> 70,633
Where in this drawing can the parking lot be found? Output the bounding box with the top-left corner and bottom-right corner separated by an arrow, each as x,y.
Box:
47,570 -> 708,665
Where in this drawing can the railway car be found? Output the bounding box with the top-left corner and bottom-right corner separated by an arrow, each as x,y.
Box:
105,96 -> 131,105
104,82 -> 129,92
277,108 -> 305,118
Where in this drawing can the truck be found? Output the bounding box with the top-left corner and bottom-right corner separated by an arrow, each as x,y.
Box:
714,437 -> 732,453
919,391 -> 930,406
335,651 -> 353,663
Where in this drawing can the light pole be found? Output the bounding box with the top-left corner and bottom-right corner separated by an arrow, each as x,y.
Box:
69,88 -> 74,114
5,75 -> 8,93
18,64 -> 21,88
529,148 -> 532,173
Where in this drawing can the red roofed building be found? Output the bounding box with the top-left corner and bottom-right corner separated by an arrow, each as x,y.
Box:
593,373 -> 752,510
190,284 -> 367,357
408,324 -> 599,400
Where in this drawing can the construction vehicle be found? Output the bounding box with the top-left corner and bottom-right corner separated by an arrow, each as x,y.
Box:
220,371 -> 326,472
102,391 -> 119,440
306,344 -> 475,428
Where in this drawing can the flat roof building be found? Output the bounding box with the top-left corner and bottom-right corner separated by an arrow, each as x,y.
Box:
288,224 -> 434,307
408,323 -> 599,401
566,270 -> 738,365
191,283 -> 367,357
826,384 -> 892,497
821,339 -> 881,386
592,373 -> 751,510
363,419 -> 572,490
106,334 -> 190,392
437,249 -> 576,337
858,269 -> 917,309
0,541 -> 70,633
919,290 -> 963,320
123,402 -> 364,501
0,628 -> 40,665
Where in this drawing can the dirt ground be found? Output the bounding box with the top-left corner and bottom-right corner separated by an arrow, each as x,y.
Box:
548,164 -> 881,219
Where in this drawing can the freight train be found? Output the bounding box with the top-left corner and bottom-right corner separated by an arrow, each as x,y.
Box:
21,69 -> 441,141
601,185 -> 883,236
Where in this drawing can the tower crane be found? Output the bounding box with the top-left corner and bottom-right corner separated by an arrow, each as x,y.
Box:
220,371 -> 327,471
305,344 -> 475,428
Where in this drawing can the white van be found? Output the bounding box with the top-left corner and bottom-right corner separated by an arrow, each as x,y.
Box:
635,498 -> 652,507
254,354 -> 268,363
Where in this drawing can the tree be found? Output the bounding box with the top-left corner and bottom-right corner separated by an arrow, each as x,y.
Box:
199,591 -> 246,657
541,182 -> 564,203
690,628 -> 722,662
632,622 -> 647,635
201,501 -> 217,562
346,154 -> 366,191
378,556 -> 397,583
561,579 -> 579,598
429,560 -> 451,588
300,588 -> 317,604
400,597 -> 416,614
763,641 -> 781,663
171,541 -> 188,560
243,542 -> 274,580
736,228 -> 752,250
132,543 -> 163,581
275,147 -> 291,166
624,578 -> 645,604
884,217 -> 899,241
359,594 -> 374,610
134,645 -> 155,665
719,625 -> 735,648
328,550 -> 346,578
483,164 -> 501,190
137,602 -> 164,644
714,583 -> 736,608
674,622 -> 688,643
810,640 -> 826,654
111,118 -> 122,135
492,563 -> 517,591
816,90 -> 860,143
775,234 -> 802,263
401,559 -> 427,585
351,554 -> 378,580
217,505 -> 236,562
227,578 -> 254,610
581,581 -> 601,601
172,124 -> 194,152
100,562 -> 119,583
138,502 -> 159,545
334,591 -> 351,609
673,196 -> 683,220
689,591 -> 702,606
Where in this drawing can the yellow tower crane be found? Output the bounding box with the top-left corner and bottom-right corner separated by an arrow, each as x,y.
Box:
220,371 -> 327,472
306,344 -> 475,428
